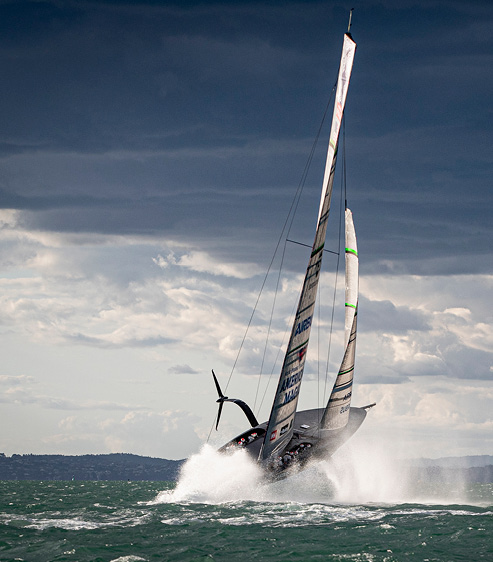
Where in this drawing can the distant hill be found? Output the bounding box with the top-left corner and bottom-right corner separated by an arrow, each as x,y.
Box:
408,455 -> 493,468
403,455 -> 493,484
0,453 -> 492,482
0,453 -> 185,481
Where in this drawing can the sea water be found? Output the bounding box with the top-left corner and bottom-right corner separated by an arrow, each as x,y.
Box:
1,445 -> 491,561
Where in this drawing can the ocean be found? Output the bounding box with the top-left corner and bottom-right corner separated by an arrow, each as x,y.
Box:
1,446 -> 492,561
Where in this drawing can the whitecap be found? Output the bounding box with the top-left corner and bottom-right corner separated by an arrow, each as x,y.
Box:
109,557 -> 147,562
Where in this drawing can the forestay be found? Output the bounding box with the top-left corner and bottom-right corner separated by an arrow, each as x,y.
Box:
260,33 -> 357,461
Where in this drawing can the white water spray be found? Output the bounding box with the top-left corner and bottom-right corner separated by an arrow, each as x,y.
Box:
154,439 -> 469,506
154,445 -> 266,504
319,439 -> 468,505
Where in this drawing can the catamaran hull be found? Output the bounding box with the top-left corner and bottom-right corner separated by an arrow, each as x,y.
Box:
218,406 -> 367,479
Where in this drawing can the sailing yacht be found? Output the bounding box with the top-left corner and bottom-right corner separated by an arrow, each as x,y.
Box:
212,24 -> 374,478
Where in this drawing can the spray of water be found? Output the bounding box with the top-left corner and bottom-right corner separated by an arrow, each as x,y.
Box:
318,441 -> 413,504
154,445 -> 266,504
154,440 -> 468,506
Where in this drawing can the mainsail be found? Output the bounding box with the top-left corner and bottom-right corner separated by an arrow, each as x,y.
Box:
321,208 -> 358,430
259,33 -> 357,461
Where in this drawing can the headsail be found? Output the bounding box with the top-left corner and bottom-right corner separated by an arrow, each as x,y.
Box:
259,33 -> 356,461
321,208 -> 358,430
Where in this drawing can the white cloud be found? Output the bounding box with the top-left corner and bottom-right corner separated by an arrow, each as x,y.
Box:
2,222 -> 492,385
152,252 -> 177,269
0,378 -> 146,411
0,212 -> 492,458
155,249 -> 262,279
354,377 -> 493,458
0,209 -> 18,228
357,274 -> 493,381
99,410 -> 202,458
0,374 -> 34,386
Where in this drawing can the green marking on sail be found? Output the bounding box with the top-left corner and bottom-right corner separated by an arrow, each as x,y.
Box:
338,366 -> 355,376
286,339 -> 310,356
345,302 -> 356,309
345,247 -> 358,256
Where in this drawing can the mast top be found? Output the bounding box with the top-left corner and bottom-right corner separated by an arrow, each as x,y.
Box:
347,8 -> 354,33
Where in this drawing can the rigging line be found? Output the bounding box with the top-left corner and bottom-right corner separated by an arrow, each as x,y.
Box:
253,238 -> 287,413
284,83 -> 336,244
257,270 -> 299,414
320,194 -> 342,413
255,91 -> 338,416
322,116 -> 346,408
223,196 -> 299,394
254,169 -> 315,412
212,79 -> 338,441
206,415 -> 216,443
256,76 -> 345,419
224,155 -> 308,395
223,97 -> 329,394
343,113 -> 348,208
254,239 -> 285,411
248,82 -> 337,400
254,100 -> 327,394
317,259 -> 322,412
286,239 -> 339,255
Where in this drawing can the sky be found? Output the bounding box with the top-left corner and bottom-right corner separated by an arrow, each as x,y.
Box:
0,0 -> 492,461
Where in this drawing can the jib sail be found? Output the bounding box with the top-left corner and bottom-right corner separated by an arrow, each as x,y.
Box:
321,208 -> 358,430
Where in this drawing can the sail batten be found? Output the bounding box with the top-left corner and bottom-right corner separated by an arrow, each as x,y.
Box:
259,33 -> 356,462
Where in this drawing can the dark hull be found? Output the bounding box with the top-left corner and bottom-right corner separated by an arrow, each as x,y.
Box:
219,406 -> 367,479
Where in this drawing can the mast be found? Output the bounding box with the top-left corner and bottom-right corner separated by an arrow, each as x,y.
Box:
259,32 -> 357,461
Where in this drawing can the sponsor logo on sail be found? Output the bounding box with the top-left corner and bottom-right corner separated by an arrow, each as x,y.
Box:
270,430 -> 277,441
294,316 -> 312,337
280,370 -> 302,393
281,383 -> 300,406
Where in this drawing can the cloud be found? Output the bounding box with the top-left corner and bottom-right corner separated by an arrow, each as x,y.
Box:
0,378 -> 147,411
0,374 -> 34,386
1,213 -> 491,384
98,410 -> 202,458
354,274 -> 493,382
358,295 -> 430,333
0,0 -> 491,459
154,250 -> 261,279
354,376 -> 493,458
168,364 -> 199,375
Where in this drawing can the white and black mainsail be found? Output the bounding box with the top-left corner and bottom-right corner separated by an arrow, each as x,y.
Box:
259,33 -> 357,462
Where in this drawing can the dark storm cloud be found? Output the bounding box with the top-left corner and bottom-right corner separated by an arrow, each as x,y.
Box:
0,0 -> 336,154
0,0 -> 492,274
358,295 -> 430,334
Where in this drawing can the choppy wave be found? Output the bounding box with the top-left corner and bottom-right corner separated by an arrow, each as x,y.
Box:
0,452 -> 491,562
